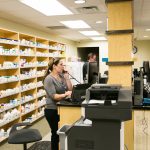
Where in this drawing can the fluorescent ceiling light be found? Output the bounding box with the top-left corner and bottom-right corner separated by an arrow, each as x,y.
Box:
60,20 -> 91,29
146,29 -> 150,31
19,0 -> 73,16
96,21 -> 103,24
79,31 -> 100,36
144,36 -> 148,38
91,37 -> 107,41
74,0 -> 86,4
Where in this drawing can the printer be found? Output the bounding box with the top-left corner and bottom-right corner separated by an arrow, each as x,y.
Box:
58,84 -> 132,150
84,84 -> 132,121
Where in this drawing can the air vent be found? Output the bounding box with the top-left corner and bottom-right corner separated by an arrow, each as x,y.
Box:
76,6 -> 99,14
47,26 -> 68,30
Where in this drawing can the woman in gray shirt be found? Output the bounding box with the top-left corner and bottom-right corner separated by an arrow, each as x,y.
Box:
43,58 -> 72,150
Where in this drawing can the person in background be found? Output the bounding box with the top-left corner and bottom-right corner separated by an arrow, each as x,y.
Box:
43,58 -> 72,150
83,53 -> 97,82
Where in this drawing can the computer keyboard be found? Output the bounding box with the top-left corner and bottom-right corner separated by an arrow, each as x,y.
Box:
71,101 -> 82,104
64,98 -> 72,102
62,98 -> 82,105
61,100 -> 70,105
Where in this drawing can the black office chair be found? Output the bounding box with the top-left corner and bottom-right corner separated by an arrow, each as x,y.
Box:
8,122 -> 42,150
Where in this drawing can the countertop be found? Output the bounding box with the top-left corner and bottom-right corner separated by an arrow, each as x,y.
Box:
133,105 -> 150,110
57,100 -> 82,107
57,100 -> 150,110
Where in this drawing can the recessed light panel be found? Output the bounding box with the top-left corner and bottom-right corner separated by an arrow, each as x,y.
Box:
60,20 -> 91,29
91,37 -> 107,41
79,31 -> 100,36
96,21 -> 103,24
19,0 -> 73,16
74,0 -> 86,4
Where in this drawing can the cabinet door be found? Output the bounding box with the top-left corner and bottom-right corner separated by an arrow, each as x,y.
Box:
58,106 -> 81,128
134,110 -> 150,150
124,118 -> 134,150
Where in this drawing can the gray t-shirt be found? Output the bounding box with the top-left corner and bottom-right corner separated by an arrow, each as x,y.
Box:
44,74 -> 68,109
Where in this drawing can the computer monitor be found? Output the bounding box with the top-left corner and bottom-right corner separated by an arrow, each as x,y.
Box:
87,62 -> 99,84
71,83 -> 91,103
143,61 -> 150,74
143,61 -> 150,82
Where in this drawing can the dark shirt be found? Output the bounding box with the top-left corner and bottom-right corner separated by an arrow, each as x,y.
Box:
83,62 -> 88,80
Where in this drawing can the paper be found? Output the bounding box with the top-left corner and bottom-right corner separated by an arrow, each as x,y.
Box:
88,100 -> 116,104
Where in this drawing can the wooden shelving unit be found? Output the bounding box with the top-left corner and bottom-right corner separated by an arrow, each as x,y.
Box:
49,41 -> 66,58
0,28 -> 66,143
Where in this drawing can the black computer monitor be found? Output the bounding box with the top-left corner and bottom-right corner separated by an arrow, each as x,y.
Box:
143,61 -> 150,74
71,83 -> 91,103
87,62 -> 99,84
143,61 -> 150,82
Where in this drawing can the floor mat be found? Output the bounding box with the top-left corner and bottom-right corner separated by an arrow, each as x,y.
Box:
28,141 -> 51,150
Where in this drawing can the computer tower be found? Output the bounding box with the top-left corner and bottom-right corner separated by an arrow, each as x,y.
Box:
134,77 -> 143,105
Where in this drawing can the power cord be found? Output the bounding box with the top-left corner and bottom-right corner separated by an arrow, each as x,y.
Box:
124,144 -> 128,150
68,72 -> 81,84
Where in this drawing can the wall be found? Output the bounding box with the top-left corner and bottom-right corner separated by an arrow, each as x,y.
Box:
76,40 -> 150,74
0,18 -> 77,57
134,40 -> 150,68
76,41 -> 108,75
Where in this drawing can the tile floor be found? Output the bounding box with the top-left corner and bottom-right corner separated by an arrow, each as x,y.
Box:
42,132 -> 51,141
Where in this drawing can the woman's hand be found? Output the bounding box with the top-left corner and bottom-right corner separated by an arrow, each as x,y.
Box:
65,91 -> 72,98
63,72 -> 69,80
63,72 -> 72,91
